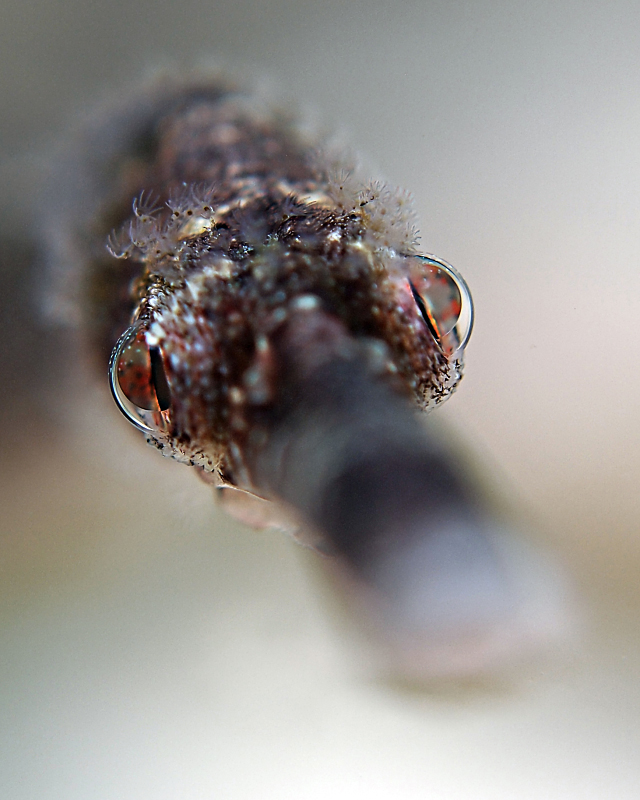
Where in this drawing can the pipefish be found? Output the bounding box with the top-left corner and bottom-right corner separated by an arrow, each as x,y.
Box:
44,73 -> 562,678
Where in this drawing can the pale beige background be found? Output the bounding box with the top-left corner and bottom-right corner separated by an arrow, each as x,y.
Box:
1,1 -> 639,798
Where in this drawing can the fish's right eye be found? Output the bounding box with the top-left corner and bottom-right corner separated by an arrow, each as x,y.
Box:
109,326 -> 171,433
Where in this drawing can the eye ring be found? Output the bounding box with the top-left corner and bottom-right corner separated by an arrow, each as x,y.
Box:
109,325 -> 171,433
407,254 -> 474,357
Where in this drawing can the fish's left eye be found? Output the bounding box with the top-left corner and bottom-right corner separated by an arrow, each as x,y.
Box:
109,326 -> 171,432
407,254 -> 474,357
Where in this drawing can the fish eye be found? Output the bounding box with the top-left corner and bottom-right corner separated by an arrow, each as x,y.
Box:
407,255 -> 474,357
109,326 -> 171,432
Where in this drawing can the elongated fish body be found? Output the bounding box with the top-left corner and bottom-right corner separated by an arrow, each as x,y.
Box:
45,74 -> 565,678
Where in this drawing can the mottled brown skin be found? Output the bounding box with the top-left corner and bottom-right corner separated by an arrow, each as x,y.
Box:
81,80 -> 458,496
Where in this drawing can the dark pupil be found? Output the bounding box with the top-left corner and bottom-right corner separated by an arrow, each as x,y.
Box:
409,280 -> 442,343
149,347 -> 171,411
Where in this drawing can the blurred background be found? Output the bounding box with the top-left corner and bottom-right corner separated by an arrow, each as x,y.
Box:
1,0 -> 639,797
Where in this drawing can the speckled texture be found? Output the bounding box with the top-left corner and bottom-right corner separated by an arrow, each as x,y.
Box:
52,76 -> 464,492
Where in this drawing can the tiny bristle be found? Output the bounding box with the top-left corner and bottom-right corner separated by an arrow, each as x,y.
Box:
132,191 -> 161,219
359,181 -> 421,253
166,183 -> 216,215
